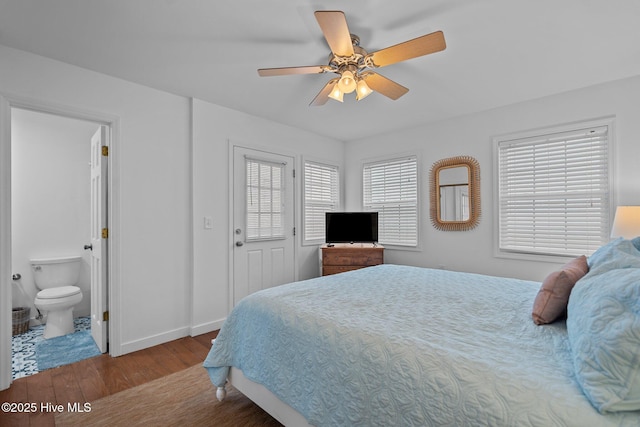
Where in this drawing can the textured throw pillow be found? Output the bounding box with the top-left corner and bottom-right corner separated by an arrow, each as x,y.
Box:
587,237 -> 640,273
567,266 -> 640,412
566,238 -> 640,412
532,255 -> 588,325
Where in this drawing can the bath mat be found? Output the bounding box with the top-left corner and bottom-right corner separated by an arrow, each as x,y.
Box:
36,330 -> 101,371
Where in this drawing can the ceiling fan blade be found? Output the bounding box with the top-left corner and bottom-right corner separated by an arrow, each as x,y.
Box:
314,11 -> 354,57
258,65 -> 328,77
310,78 -> 339,106
362,72 -> 409,100
369,31 -> 446,67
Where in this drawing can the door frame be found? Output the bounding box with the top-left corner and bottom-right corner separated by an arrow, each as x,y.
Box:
0,93 -> 122,390
227,140 -> 299,311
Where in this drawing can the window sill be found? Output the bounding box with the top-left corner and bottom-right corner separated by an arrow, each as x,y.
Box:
494,249 -> 580,264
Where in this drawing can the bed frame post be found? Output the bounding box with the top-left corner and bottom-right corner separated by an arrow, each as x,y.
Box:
210,338 -> 227,401
216,386 -> 227,401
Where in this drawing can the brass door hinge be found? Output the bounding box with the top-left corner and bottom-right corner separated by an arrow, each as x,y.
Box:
102,228 -> 109,239
102,146 -> 109,156
103,311 -> 109,322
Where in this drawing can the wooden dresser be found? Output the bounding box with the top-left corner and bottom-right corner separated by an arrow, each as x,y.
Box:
321,243 -> 384,276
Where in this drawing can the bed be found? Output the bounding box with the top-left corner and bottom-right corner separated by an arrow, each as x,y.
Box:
204,238 -> 640,426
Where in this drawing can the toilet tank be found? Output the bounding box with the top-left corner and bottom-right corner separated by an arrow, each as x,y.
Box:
30,256 -> 82,290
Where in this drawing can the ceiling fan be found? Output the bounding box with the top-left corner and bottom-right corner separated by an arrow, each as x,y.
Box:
257,10 -> 446,106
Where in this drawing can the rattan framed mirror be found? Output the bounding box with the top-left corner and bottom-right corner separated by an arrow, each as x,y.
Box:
429,156 -> 480,231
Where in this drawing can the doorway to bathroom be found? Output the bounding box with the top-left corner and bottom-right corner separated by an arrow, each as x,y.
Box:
8,107 -> 110,379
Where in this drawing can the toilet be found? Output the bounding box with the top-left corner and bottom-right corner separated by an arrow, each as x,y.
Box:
31,256 -> 83,339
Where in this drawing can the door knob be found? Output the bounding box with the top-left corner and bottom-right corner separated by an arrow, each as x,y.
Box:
84,244 -> 93,251
235,241 -> 244,247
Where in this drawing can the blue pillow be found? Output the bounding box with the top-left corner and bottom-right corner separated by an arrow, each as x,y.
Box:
567,239 -> 640,412
586,237 -> 640,273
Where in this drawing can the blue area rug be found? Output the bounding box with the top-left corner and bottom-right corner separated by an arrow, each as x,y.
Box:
36,330 -> 101,371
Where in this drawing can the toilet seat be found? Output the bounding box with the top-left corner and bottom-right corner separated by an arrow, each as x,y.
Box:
36,285 -> 81,299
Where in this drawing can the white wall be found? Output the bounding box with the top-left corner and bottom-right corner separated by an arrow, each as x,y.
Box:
0,44 -> 192,355
190,98 -> 344,334
0,44 -> 345,357
345,74 -> 640,282
3,40 -> 638,360
11,109 -> 97,319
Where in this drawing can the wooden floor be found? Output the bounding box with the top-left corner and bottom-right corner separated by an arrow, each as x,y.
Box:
0,330 -> 218,427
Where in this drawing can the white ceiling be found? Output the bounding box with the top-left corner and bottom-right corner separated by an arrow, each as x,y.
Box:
1,0 -> 639,141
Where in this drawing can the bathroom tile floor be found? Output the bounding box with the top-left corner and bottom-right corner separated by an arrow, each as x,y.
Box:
11,316 -> 91,380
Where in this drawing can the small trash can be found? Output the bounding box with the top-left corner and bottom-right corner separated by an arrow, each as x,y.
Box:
12,307 -> 30,336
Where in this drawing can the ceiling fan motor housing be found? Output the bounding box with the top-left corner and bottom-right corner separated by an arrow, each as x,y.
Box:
328,40 -> 368,71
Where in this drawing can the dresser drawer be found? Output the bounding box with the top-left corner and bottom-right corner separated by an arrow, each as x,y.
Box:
322,265 -> 367,276
322,250 -> 383,266
321,244 -> 384,276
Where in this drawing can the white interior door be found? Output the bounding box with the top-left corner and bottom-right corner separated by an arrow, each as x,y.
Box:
232,146 -> 295,306
89,126 -> 108,353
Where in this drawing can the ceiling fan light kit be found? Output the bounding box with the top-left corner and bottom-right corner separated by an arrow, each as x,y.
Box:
328,80 -> 344,102
257,10 -> 446,106
337,66 -> 357,93
356,78 -> 373,100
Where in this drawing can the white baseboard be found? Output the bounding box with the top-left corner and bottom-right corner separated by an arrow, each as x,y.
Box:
190,317 -> 226,337
103,318 -> 227,356
119,326 -> 191,355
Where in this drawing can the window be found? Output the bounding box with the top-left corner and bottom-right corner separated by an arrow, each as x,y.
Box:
363,156 -> 418,247
496,120 -> 612,258
303,161 -> 339,242
246,157 -> 284,241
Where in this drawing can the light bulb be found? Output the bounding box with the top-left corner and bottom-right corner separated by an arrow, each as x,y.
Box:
356,79 -> 373,100
337,70 -> 357,94
328,83 -> 344,102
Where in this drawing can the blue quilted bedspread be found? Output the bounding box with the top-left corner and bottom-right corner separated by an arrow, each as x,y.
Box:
204,264 -> 638,426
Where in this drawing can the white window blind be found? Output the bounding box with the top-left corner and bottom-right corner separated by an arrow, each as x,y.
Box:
363,156 -> 418,246
246,157 -> 284,241
497,125 -> 611,257
304,161 -> 339,242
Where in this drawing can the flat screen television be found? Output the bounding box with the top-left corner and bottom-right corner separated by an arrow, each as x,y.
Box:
325,212 -> 378,244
